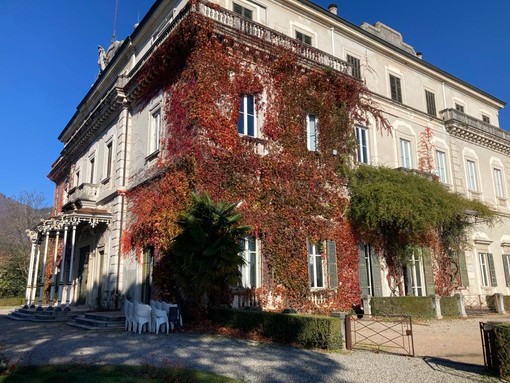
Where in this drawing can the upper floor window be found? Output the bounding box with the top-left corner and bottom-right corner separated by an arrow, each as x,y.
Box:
399,138 -> 412,169
295,31 -> 312,45
455,103 -> 465,113
306,113 -> 318,151
347,55 -> 361,80
425,90 -> 436,117
435,150 -> 447,184
233,3 -> 253,19
237,95 -> 256,137
482,114 -> 491,124
493,168 -> 505,198
89,156 -> 96,184
389,74 -> 402,103
149,108 -> 161,155
466,160 -> 478,192
240,237 -> 258,288
105,141 -> 113,180
75,170 -> 80,187
308,242 -> 324,288
355,125 -> 369,164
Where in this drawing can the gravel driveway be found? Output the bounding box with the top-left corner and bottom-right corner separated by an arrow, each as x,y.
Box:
0,309 -> 504,383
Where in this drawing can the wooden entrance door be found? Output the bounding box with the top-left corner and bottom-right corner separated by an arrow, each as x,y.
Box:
76,246 -> 90,305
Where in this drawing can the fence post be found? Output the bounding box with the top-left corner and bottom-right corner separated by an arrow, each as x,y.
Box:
494,293 -> 506,314
433,295 -> 443,319
456,293 -> 467,317
331,311 -> 348,350
362,295 -> 372,315
345,314 -> 352,350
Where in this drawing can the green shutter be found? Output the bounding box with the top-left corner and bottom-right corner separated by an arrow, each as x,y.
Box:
370,249 -> 383,297
358,244 -> 369,296
457,251 -> 469,287
326,240 -> 338,289
422,248 -> 436,296
487,253 -> 497,287
503,255 -> 510,288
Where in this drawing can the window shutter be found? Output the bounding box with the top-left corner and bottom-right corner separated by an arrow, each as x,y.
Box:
358,245 -> 369,296
456,251 -> 469,287
487,253 -> 497,287
326,240 -> 338,289
503,255 -> 510,288
422,248 -> 436,296
370,249 -> 383,297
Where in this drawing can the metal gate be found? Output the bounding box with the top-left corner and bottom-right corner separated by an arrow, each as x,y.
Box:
346,314 -> 415,356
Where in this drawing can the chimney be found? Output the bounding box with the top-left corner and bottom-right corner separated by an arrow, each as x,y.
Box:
416,51 -> 423,59
328,3 -> 338,15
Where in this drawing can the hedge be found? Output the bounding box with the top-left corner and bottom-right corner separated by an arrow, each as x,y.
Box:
491,323 -> 510,380
209,308 -> 342,350
440,296 -> 459,317
503,296 -> 510,311
370,296 -> 435,318
0,297 -> 23,307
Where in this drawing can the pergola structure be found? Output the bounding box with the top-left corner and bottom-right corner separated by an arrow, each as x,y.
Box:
24,209 -> 111,311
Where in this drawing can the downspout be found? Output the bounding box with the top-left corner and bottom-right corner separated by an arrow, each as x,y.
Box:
115,96 -> 130,309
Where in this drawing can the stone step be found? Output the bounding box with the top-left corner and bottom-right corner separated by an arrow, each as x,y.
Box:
68,315 -> 125,331
84,311 -> 125,322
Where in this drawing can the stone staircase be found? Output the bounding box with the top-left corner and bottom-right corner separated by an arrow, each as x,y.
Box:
67,311 -> 125,331
7,307 -> 86,322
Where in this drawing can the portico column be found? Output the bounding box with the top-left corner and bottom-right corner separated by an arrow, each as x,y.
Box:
30,240 -> 41,308
23,233 -> 38,308
56,224 -> 69,311
36,231 -> 50,311
64,223 -> 78,311
47,230 -> 60,310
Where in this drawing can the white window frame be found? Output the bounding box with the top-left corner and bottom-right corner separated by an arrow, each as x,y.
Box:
408,250 -> 426,296
389,73 -> 403,103
493,168 -> 505,198
399,138 -> 412,169
233,2 -> 254,19
435,150 -> 447,184
308,242 -> 324,289
104,139 -> 114,181
479,253 -> 489,287
355,125 -> 369,164
149,107 -> 161,155
240,237 -> 258,288
466,160 -> 478,192
237,95 -> 256,137
306,113 -> 318,151
89,155 -> 96,184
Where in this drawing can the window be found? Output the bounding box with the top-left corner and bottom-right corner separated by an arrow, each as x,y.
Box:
306,113 -> 318,151
233,3 -> 253,19
89,156 -> 95,184
455,103 -> 465,113
425,90 -> 436,117
355,125 -> 369,164
295,31 -> 312,45
503,254 -> 510,287
347,55 -> 361,80
240,237 -> 258,288
482,114 -> 491,124
149,108 -> 161,154
466,160 -> 478,191
237,95 -> 256,137
389,74 -> 402,103
494,168 -> 505,198
479,252 -> 497,287
399,138 -> 412,169
308,242 -> 323,288
435,150 -> 447,183
405,249 -> 426,296
105,141 -> 113,179
75,170 -> 80,187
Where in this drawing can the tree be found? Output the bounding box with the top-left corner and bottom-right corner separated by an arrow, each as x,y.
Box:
164,192 -> 251,312
347,165 -> 496,295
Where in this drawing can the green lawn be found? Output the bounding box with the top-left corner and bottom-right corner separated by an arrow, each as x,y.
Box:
0,364 -> 241,383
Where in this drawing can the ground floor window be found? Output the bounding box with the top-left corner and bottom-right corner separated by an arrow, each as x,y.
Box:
404,249 -> 426,296
479,252 -> 497,287
308,242 -> 324,288
240,237 -> 258,288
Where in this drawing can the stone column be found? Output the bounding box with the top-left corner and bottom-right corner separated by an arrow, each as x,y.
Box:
456,293 -> 467,317
48,230 -> 60,310
36,231 -> 50,310
30,241 -> 41,308
362,295 -> 372,315
433,295 -> 442,319
331,311 -> 348,350
56,224 -> 69,311
23,233 -> 38,308
494,293 -> 506,314
64,223 -> 78,311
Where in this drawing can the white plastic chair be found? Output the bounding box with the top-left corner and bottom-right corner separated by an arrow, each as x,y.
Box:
162,302 -> 183,330
123,300 -> 135,332
133,302 -> 152,334
151,307 -> 170,334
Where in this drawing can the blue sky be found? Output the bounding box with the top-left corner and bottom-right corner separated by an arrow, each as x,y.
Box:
0,0 -> 508,207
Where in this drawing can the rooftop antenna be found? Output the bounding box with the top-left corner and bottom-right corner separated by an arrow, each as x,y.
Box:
112,0 -> 119,43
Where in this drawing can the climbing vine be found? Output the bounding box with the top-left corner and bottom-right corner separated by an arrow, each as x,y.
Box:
123,2 -> 390,312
